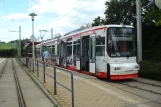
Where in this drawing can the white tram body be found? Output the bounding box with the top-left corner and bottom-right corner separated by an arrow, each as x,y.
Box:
36,25 -> 139,80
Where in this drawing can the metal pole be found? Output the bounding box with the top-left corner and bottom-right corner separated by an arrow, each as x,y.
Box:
19,26 -> 21,57
54,66 -> 57,94
33,59 -> 34,73
16,40 -> 18,57
14,40 -> 16,57
43,61 -> 46,83
42,37 -> 44,61
32,19 -> 35,71
71,74 -> 74,107
136,0 -> 142,62
37,60 -> 39,77
51,28 -> 53,39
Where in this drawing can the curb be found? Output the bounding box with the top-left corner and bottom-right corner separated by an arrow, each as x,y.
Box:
16,59 -> 62,107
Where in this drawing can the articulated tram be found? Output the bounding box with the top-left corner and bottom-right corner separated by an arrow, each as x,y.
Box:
36,25 -> 139,80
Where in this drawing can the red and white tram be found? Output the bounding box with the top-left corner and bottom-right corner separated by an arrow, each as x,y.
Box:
36,25 -> 139,80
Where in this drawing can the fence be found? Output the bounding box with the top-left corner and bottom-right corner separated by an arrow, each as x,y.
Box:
18,57 -> 75,107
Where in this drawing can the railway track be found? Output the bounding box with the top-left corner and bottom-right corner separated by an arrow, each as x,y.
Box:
0,59 -> 26,107
0,59 -> 8,79
12,59 -> 26,107
120,80 -> 161,95
100,78 -> 161,104
110,79 -> 161,95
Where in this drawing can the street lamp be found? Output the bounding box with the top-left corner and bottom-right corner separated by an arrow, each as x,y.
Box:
148,0 -> 161,9
29,13 -> 37,70
39,30 -> 47,61
155,0 -> 161,9
9,26 -> 21,57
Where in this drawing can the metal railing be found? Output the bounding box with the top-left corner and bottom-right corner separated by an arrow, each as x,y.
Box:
19,57 -> 75,107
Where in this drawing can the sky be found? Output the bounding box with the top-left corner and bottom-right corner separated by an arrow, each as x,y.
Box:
0,0 -> 107,42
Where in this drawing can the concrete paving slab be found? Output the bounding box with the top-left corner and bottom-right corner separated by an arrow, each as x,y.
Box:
25,97 -> 54,107
1,73 -> 13,77
18,75 -> 31,81
0,101 -> 18,107
21,87 -> 47,99
17,71 -> 28,76
0,81 -> 16,89
19,80 -> 36,88
0,76 -> 14,82
0,89 -> 18,102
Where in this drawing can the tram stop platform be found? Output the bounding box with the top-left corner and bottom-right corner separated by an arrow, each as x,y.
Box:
29,63 -> 158,107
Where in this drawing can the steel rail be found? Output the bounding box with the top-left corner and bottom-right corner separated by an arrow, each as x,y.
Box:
12,58 -> 26,107
100,79 -> 161,104
0,59 -> 8,79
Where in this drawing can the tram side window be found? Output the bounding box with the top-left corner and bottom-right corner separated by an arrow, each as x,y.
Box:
73,42 -> 76,56
51,45 -> 55,55
67,42 -> 72,57
96,36 -> 105,56
75,40 -> 80,59
57,42 -> 59,56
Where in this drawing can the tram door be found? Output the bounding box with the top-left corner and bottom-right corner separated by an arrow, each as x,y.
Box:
81,36 -> 90,72
89,34 -> 96,73
59,40 -> 67,66
76,38 -> 81,70
56,41 -> 60,65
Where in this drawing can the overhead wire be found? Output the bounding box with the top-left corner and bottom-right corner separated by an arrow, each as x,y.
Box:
59,0 -> 87,20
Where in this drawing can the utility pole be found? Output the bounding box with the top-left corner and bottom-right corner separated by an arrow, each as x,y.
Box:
9,26 -> 21,57
39,30 -> 47,61
51,28 -> 53,39
136,0 -> 142,62
19,26 -> 21,57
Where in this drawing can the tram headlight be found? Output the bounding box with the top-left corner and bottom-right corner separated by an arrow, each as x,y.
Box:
135,65 -> 139,69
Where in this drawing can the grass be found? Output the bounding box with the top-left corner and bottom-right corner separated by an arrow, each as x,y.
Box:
0,43 -> 14,49
53,105 -> 58,107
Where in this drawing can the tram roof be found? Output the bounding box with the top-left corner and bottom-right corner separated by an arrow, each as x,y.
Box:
23,42 -> 41,49
61,24 -> 133,39
35,24 -> 133,46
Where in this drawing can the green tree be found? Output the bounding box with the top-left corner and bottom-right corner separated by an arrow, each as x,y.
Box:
92,0 -> 161,26
91,0 -> 161,61
104,0 -> 136,25
92,16 -> 105,26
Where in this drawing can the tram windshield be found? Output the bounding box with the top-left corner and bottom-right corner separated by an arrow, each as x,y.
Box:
107,27 -> 136,57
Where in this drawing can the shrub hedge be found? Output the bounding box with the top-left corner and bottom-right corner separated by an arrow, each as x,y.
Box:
139,61 -> 161,81
0,49 -> 16,57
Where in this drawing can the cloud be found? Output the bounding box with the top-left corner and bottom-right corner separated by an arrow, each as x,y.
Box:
30,0 -> 107,34
1,0 -> 108,42
2,13 -> 40,22
2,13 -> 30,22
29,0 -> 78,15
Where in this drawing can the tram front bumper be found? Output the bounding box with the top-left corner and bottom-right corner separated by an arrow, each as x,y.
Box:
109,63 -> 139,80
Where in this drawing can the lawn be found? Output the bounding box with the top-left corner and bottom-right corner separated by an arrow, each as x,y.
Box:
0,43 -> 15,49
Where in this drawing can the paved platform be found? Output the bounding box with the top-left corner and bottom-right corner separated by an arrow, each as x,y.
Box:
0,59 -> 54,107
30,64 -> 160,107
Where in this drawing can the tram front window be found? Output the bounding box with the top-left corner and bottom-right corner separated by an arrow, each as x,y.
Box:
108,27 -> 136,57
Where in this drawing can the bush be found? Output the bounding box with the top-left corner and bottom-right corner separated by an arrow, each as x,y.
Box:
139,61 -> 161,81
0,49 -> 16,57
